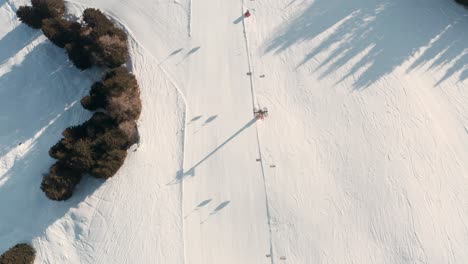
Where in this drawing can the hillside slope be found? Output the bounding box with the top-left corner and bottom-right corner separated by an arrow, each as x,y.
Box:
0,1 -> 186,263
2,0 -> 468,263
252,0 -> 468,262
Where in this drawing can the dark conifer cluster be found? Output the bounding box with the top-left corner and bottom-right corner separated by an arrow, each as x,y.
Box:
17,1 -> 128,69
16,0 -> 141,200
0,244 -> 36,264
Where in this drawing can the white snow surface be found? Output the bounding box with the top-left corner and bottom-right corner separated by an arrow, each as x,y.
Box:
2,0 -> 468,263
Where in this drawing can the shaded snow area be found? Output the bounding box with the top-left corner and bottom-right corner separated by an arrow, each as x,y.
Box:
2,0 -> 468,263
0,1 -> 185,263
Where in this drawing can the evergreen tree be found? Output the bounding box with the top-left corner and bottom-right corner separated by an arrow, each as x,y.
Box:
0,243 -> 35,264
16,6 -> 42,29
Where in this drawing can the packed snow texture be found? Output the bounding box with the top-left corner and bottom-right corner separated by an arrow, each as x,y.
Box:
1,0 -> 468,263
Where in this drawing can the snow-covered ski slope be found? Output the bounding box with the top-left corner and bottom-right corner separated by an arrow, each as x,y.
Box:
2,0 -> 468,263
0,1 -> 186,263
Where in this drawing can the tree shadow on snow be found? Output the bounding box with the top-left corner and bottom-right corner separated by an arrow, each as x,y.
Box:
0,34 -> 103,253
0,41 -> 91,157
0,23 -> 41,65
265,0 -> 468,89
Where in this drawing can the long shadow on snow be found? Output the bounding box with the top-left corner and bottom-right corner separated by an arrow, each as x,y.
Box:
0,37 -> 102,252
0,23 -> 41,64
0,105 -> 104,253
0,40 -> 95,158
265,0 -> 468,88
200,200 -> 231,224
172,117 -> 257,184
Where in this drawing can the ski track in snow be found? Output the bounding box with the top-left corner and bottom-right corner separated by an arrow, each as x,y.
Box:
65,4 -> 190,263
241,0 -> 275,263
188,0 -> 192,37
181,0 -> 273,262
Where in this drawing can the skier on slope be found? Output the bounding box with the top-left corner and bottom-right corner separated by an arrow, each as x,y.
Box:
244,10 -> 251,17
